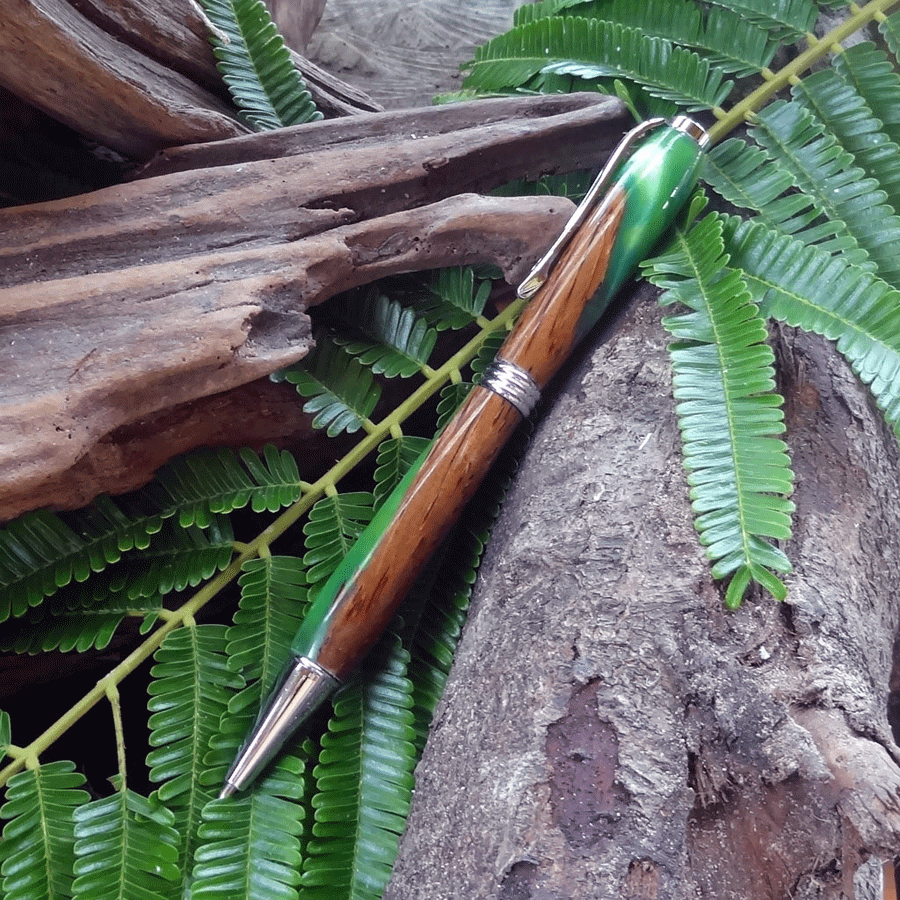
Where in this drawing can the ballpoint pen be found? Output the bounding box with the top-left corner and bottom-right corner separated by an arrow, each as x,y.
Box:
219,115 -> 710,798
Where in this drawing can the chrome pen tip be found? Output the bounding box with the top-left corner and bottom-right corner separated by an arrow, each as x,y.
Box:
218,781 -> 238,800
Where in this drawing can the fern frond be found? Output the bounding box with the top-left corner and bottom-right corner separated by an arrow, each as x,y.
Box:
146,624 -> 243,870
303,493 -> 375,590
281,343 -> 380,437
879,9 -> 900,87
412,267 -> 492,331
792,60 -> 900,222
0,496 -> 164,623
121,515 -> 235,601
541,0 -> 778,76
644,215 -> 794,608
0,761 -> 89,900
704,0 -> 816,40
151,445 -> 305,527
299,637 -> 416,900
71,789 -> 180,900
0,514 -> 236,653
0,610 -> 128,654
701,137 -> 871,263
190,754 -> 309,900
436,382 -> 474,429
462,17 -> 732,112
332,294 -> 439,378
750,100 -> 900,288
722,215 -> 900,438
373,436 -> 433,510
834,40 -> 900,168
200,0 -> 321,130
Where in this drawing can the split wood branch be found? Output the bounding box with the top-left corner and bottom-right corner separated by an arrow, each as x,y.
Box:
0,94 -> 629,520
0,0 -> 379,161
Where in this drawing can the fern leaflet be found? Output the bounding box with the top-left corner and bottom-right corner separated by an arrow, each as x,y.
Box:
200,0 -> 321,129
331,293 -> 439,378
280,342 -> 380,437
146,624 -> 243,871
71,789 -> 180,900
0,761 -> 89,900
722,215 -> 900,436
299,636 -> 416,900
644,214 -> 794,608
303,493 -> 375,591
462,17 -> 732,112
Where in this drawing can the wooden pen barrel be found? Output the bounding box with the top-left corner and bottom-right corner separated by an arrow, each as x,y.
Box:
312,187 -> 628,679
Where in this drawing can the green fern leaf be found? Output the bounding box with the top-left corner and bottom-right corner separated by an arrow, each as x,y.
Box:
333,294 -> 439,378
644,214 -> 794,608
436,381 -> 474,429
704,0 -> 816,40
793,61 -> 900,225
0,496 -> 165,623
412,267 -> 492,331
303,493 -> 375,589
200,0 -> 321,130
463,17 -> 732,112
722,215 -> 900,438
833,40 -> 900,169
146,624 -> 243,871
71,789 -> 180,900
0,761 -> 89,900
0,611 -> 127,654
373,436 -> 433,510
225,556 -> 309,707
750,100 -> 900,288
282,343 -> 380,437
299,636 -> 416,900
543,0 -> 778,76
190,754 -> 309,900
122,515 -> 235,602
701,137 -> 871,263
151,445 -> 304,527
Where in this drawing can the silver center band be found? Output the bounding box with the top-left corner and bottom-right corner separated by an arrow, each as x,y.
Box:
481,358 -> 541,417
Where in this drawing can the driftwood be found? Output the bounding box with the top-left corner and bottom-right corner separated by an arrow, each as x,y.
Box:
0,0 -> 379,161
0,93 -> 631,520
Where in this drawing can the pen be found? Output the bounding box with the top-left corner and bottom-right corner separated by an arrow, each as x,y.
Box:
220,115 -> 709,798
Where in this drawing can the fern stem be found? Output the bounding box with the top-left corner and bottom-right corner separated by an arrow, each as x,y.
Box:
707,0 -> 900,145
104,680 -> 127,789
0,297 -> 525,788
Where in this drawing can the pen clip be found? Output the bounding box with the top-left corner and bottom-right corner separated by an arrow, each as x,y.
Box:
516,116 -> 667,300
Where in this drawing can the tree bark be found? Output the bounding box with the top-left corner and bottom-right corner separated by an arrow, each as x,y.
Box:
385,291 -> 900,899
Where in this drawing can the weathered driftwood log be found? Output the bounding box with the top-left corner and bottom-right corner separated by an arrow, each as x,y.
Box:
385,295 -> 900,900
0,0 -> 378,161
0,94 -> 630,520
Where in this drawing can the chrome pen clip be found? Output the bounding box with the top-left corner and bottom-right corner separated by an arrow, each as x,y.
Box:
516,115 -> 709,300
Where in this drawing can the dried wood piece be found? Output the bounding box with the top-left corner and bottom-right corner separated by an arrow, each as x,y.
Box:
0,0 -> 380,162
136,93 -> 628,177
0,94 -> 625,519
0,0 -> 246,158
0,192 -> 574,520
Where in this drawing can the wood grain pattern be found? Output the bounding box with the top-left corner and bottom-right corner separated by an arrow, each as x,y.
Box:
316,384 -> 523,678
500,186 -> 627,389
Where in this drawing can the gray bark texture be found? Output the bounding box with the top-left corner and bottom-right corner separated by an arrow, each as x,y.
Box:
384,292 -> 900,899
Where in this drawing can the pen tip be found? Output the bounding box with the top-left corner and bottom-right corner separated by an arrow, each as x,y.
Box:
218,782 -> 238,800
